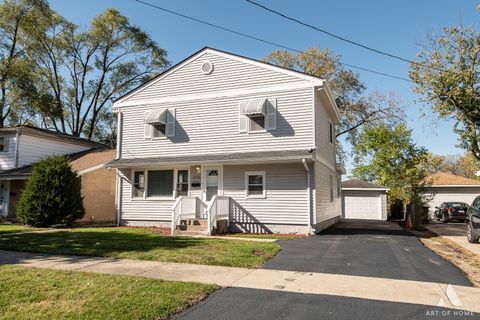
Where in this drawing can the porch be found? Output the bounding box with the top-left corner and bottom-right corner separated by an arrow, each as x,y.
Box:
172,195 -> 231,235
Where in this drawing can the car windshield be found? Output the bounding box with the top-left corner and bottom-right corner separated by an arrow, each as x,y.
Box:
447,202 -> 468,208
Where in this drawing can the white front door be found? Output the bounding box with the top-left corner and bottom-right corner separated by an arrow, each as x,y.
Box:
202,166 -> 223,203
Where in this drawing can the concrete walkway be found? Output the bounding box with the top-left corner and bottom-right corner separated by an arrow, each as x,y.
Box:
2,250 -> 480,313
425,223 -> 480,255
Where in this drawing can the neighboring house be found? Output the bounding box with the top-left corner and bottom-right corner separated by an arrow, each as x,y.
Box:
425,172 -> 480,213
0,126 -> 115,224
107,47 -> 344,235
341,180 -> 389,220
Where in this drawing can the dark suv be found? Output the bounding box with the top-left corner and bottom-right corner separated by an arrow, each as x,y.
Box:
434,202 -> 469,223
467,196 -> 480,243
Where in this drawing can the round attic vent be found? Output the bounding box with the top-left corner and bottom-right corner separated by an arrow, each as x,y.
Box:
201,61 -> 214,74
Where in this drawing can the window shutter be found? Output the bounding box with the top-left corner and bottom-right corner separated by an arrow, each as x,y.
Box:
239,102 -> 248,133
144,124 -> 152,139
266,98 -> 277,131
166,108 -> 176,138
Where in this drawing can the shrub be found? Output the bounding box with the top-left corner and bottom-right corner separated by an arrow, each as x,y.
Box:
16,156 -> 85,227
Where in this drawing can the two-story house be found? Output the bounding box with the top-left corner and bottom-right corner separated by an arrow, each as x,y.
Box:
0,126 -> 116,225
107,47 -> 344,235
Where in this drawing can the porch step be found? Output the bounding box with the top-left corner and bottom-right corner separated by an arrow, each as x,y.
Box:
176,224 -> 208,231
179,219 -> 208,227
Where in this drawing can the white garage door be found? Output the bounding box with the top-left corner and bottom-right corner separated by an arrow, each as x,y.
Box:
344,195 -> 382,220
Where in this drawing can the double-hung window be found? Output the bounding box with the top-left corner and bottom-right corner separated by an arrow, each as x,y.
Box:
132,171 -> 145,198
245,171 -> 266,198
239,98 -> 276,133
176,169 -> 189,197
0,137 -> 8,152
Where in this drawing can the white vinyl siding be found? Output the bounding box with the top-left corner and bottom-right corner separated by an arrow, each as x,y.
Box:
315,90 -> 336,165
124,52 -> 308,102
225,163 -> 308,225
17,135 -> 90,167
314,160 -> 341,224
120,88 -> 313,157
0,134 -> 16,170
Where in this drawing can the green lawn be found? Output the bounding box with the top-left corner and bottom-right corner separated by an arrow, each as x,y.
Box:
0,227 -> 281,268
0,265 -> 217,320
0,224 -> 44,234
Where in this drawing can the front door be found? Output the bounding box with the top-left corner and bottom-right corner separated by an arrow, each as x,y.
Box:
202,166 -> 223,203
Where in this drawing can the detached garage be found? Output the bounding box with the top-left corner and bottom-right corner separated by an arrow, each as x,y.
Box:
342,180 -> 389,220
425,172 -> 480,214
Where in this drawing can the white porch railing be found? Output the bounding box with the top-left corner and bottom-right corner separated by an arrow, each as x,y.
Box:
206,196 -> 230,235
171,196 -> 198,234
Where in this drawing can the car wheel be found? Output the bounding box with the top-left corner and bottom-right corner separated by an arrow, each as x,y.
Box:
467,223 -> 479,243
441,213 -> 448,223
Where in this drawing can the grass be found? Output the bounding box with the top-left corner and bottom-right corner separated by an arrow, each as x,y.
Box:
0,227 -> 281,268
224,233 -> 305,240
410,227 -> 480,288
0,224 -> 44,234
0,265 -> 217,320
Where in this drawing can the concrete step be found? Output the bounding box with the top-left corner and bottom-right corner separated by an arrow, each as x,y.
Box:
177,224 -> 208,231
179,219 -> 208,227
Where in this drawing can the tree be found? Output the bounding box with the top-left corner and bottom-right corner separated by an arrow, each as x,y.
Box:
352,124 -> 431,205
0,0 -> 51,128
426,152 -> 480,179
410,26 -> 480,161
21,7 -> 169,139
16,156 -> 84,227
264,46 -> 404,144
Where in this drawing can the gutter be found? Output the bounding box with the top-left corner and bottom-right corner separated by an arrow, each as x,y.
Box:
302,158 -> 314,235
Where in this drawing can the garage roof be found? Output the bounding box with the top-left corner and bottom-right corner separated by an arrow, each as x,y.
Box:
426,172 -> 480,187
342,179 -> 389,191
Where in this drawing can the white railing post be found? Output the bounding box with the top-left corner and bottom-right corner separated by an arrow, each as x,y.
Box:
171,196 -> 183,235
206,195 -> 218,236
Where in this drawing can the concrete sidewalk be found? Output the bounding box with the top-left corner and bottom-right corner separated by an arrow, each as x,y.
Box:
425,223 -> 480,255
2,250 -> 480,313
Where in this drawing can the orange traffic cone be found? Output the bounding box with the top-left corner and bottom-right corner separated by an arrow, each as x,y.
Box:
406,214 -> 413,229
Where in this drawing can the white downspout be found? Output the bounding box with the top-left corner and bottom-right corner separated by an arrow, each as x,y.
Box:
115,110 -> 123,226
302,159 -> 313,235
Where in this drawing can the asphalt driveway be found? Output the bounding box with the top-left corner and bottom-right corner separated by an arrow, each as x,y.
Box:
264,219 -> 471,286
176,220 -> 473,320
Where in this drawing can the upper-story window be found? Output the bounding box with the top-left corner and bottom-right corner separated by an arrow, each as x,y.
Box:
0,137 -> 8,152
144,108 -> 175,139
239,98 -> 276,133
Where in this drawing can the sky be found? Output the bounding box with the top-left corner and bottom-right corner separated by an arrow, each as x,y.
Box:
49,0 -> 480,174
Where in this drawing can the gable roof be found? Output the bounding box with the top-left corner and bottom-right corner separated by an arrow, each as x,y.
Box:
113,47 -> 326,106
342,179 -> 389,190
0,126 -> 106,149
0,148 -> 115,179
426,172 -> 480,186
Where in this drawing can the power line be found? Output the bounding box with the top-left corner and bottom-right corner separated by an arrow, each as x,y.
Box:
246,0 -> 443,73
134,0 -> 411,82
